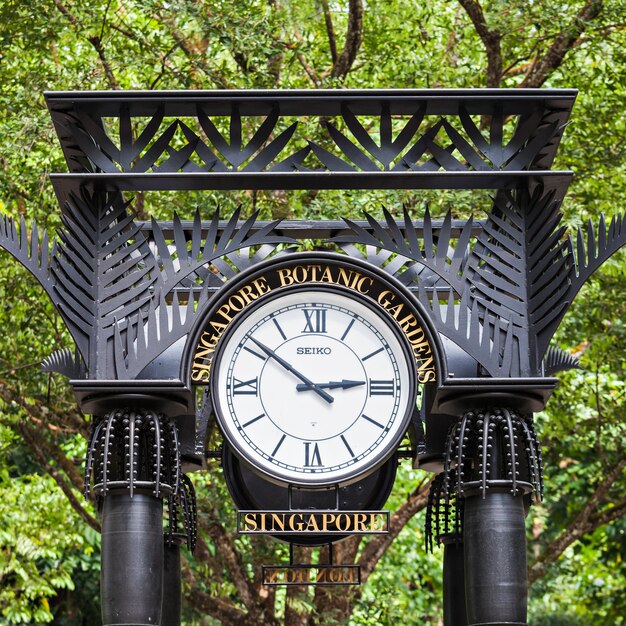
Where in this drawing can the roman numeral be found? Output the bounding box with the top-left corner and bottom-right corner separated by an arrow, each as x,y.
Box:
230,377 -> 258,395
302,308 -> 327,333
304,442 -> 323,467
369,379 -> 395,396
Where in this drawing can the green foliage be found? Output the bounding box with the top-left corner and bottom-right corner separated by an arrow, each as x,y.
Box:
0,468 -> 100,624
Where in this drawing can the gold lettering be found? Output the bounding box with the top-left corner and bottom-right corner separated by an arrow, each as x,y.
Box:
418,369 -> 437,383
377,289 -> 396,308
270,513 -> 285,532
321,513 -> 336,532
353,513 -> 367,532
355,276 -> 373,293
369,513 -> 383,531
265,569 -> 279,584
209,319 -> 228,334
398,313 -> 418,333
237,284 -> 258,306
335,514 -> 350,532
252,276 -> 271,296
243,513 -> 257,532
278,268 -> 294,286
292,265 -> 308,283
387,302 -> 404,319
215,303 -> 235,323
305,514 -> 320,532
320,265 -> 335,284
289,514 -> 305,532
191,367 -> 211,383
329,568 -> 341,583
337,267 -> 354,288
315,568 -> 328,583
229,293 -> 246,312
308,264 -> 322,281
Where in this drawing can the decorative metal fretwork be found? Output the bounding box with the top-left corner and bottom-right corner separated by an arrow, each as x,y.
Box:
2,90 -> 625,385
1,200 -> 294,380
84,409 -> 181,499
165,474 -> 197,552
334,188 -> 626,377
442,408 -> 543,501
45,90 -> 576,198
425,472 -> 463,552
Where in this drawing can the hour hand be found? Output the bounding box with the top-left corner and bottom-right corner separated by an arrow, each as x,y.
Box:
296,379 -> 366,391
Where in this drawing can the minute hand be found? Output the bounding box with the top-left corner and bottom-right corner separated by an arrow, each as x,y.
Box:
296,380 -> 365,391
249,338 -> 334,404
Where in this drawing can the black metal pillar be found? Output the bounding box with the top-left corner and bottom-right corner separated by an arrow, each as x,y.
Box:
439,408 -> 543,626
85,408 -> 182,626
463,491 -> 527,626
161,541 -> 182,626
101,493 -> 164,625
442,535 -> 468,626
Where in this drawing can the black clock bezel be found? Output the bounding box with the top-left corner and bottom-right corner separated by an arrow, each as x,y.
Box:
209,282 -> 418,488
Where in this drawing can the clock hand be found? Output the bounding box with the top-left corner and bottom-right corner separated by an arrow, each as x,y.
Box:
296,379 -> 366,391
248,337 -> 334,404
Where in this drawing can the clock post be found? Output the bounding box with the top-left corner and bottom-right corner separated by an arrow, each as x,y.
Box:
1,88 -> 624,624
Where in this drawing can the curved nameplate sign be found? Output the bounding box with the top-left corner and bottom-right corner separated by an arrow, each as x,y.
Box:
183,252 -> 444,388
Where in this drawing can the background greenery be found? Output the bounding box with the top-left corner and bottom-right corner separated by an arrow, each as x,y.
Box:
0,0 -> 625,624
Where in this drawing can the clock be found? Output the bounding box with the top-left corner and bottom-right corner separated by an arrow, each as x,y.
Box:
210,284 -> 417,487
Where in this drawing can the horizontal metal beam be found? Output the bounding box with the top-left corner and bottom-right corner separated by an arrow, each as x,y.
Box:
45,88 -> 578,117
50,171 -> 573,196
137,218 -> 485,240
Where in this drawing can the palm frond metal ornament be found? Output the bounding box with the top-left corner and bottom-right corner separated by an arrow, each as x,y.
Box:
1,89 -> 624,626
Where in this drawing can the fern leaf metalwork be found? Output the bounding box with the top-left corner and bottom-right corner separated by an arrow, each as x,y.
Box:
566,211 -> 626,306
463,186 -> 571,375
113,284 -> 209,379
543,346 -> 580,376
150,207 -> 296,298
0,214 -> 56,300
114,209 -> 297,379
335,206 -> 474,294
51,189 -> 158,377
311,103 -> 426,172
334,207 -> 518,376
41,348 -> 86,379
197,103 -> 300,171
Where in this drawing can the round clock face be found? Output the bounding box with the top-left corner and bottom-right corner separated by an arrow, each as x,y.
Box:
210,286 -> 417,486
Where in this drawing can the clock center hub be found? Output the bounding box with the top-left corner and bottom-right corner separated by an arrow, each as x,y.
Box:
259,335 -> 368,441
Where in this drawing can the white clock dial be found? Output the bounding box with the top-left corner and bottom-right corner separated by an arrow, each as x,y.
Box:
211,288 -> 416,486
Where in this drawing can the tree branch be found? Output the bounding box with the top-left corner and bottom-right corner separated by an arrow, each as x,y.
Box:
358,478 -> 432,582
16,422 -> 101,532
520,0 -> 603,88
320,0 -> 338,65
330,0 -> 364,81
528,457 -> 626,584
199,508 -> 276,624
52,0 -> 120,89
458,0 -> 502,87
182,559 -> 246,626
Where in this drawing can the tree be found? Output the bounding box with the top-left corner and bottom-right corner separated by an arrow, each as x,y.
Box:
0,1 -> 625,624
